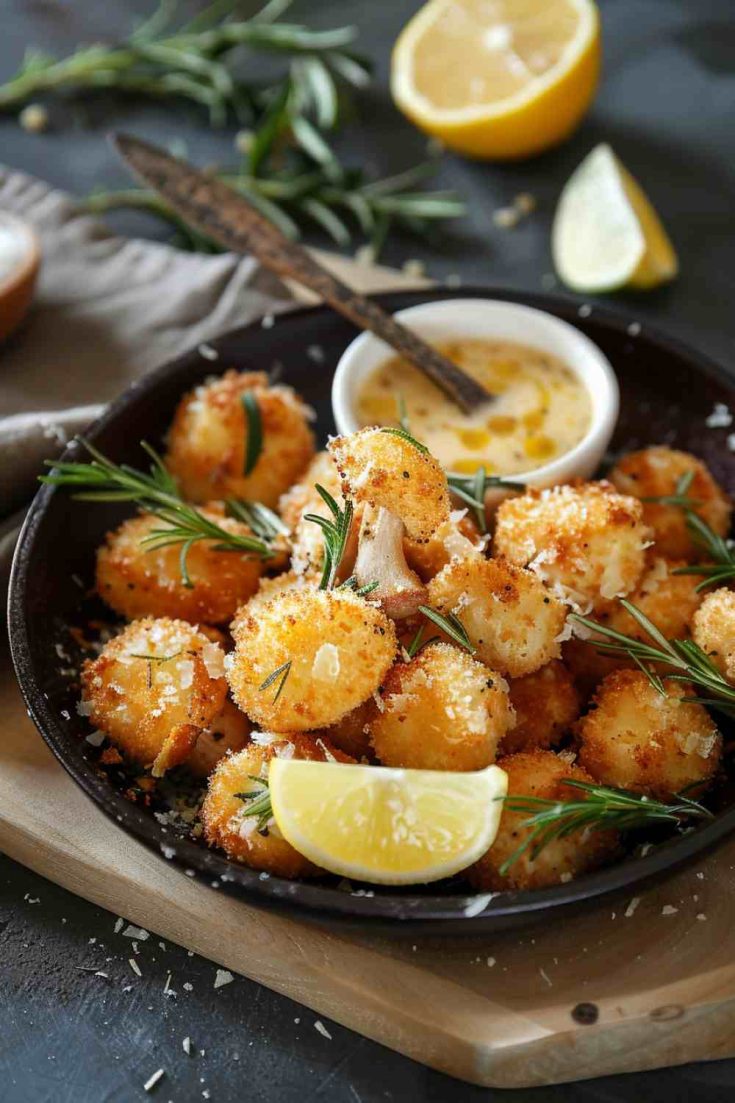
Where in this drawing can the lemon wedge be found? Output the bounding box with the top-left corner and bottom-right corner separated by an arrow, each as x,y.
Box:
391,0 -> 601,161
552,143 -> 678,293
269,759 -> 507,885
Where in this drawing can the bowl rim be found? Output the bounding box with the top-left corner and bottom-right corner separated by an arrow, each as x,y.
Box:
331,296 -> 620,486
8,284 -> 735,931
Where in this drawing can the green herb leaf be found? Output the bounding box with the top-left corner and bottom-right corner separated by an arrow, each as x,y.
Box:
304,483 -> 354,590
258,660 -> 292,703
234,776 -> 273,835
417,605 -> 475,654
379,426 -> 429,454
241,391 -> 263,475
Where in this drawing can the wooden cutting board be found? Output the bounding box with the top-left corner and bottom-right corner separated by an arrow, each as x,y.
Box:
4,254 -> 735,1090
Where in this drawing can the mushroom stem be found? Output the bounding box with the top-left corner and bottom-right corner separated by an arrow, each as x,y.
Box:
355,505 -> 427,620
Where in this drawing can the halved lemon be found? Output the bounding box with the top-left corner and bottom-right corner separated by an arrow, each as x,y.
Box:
269,760 -> 507,885
391,0 -> 601,161
552,143 -> 678,293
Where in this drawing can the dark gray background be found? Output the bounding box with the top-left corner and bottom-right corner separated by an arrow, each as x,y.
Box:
2,1 -> 735,1100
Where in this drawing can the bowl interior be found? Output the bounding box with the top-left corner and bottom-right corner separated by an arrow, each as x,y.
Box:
9,287 -> 735,933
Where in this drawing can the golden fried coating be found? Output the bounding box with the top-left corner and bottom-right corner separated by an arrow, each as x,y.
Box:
609,446 -> 731,562
329,427 -> 450,542
692,587 -> 735,682
403,509 -> 484,582
314,698 -> 376,761
96,509 -> 268,625
186,698 -> 251,779
369,643 -> 514,771
227,588 -> 397,732
494,481 -> 651,612
81,618 -> 228,776
278,457 -> 361,581
503,661 -> 580,755
201,734 -> 352,878
278,451 -> 342,530
467,751 -> 617,892
427,555 -> 567,677
564,557 -> 704,697
577,669 -> 722,799
165,370 -> 315,507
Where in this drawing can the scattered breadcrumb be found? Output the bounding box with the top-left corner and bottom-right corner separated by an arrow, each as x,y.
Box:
624,896 -> 641,918
198,343 -> 219,362
214,969 -> 234,989
487,956 -> 496,968
493,206 -> 520,230
627,321 -> 641,337
114,917 -> 124,934
314,1020 -> 332,1040
696,913 -> 707,921
539,967 -> 552,987
123,925 -> 149,940
661,905 -> 678,916
129,958 -> 142,977
578,304 -> 592,318
183,1037 -> 193,1056
143,1069 -> 165,1092
706,403 -> 732,428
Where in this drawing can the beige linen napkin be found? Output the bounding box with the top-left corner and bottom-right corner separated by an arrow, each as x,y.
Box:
0,165 -> 291,591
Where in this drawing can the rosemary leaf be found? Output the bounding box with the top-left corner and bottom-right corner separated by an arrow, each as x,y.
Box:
241,391 -> 263,475
379,426 -> 429,454
417,606 -> 475,654
258,660 -> 292,703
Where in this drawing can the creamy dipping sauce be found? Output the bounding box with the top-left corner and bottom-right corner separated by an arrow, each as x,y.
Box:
355,338 -> 592,476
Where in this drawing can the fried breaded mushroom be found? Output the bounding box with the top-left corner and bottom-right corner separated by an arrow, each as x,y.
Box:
467,751 -> 617,892
202,734 -> 353,878
314,698 -> 376,761
279,452 -> 360,581
165,370 -> 315,507
577,669 -> 722,799
227,588 -> 397,732
81,618 -> 228,776
427,555 -> 567,677
494,481 -> 651,612
186,698 -> 251,779
403,509 -> 484,583
369,642 -> 514,771
277,451 -> 342,531
503,661 -> 580,755
692,588 -> 735,682
329,426 -> 450,542
564,557 -> 704,697
96,508 -> 271,625
609,446 -> 731,562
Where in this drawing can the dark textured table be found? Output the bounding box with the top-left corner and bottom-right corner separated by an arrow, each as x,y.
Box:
2,2 -> 735,1100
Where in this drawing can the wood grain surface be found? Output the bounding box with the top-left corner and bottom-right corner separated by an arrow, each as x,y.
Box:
4,254 -> 735,1089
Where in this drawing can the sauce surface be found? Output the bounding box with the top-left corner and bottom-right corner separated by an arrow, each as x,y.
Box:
355,338 -> 591,476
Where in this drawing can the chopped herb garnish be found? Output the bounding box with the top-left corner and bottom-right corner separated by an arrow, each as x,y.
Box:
405,623 -> 439,659
304,483 -> 354,589
447,468 -> 525,534
39,437 -> 273,586
241,391 -> 263,475
225,498 -> 290,541
338,575 -> 379,597
396,393 -> 411,434
379,426 -> 429,454
498,780 -> 712,874
417,605 -> 475,654
258,660 -> 292,703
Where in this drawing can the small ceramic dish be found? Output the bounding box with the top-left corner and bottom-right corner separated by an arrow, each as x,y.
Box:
331,297 -> 619,486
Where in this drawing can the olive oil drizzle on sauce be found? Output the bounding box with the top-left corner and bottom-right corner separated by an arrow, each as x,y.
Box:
355,338 -> 591,476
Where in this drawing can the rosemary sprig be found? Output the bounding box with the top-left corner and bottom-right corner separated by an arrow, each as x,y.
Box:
405,624 -> 439,660
241,392 -> 263,475
85,161 -> 465,257
379,426 -> 429,454
304,484 -> 354,590
258,660 -> 292,704
498,779 -> 713,874
338,576 -> 380,597
40,438 -> 273,587
234,776 -> 273,835
641,469 -> 700,510
571,599 -> 735,718
447,469 -> 525,534
0,0 -> 370,127
417,606 -> 475,654
225,498 -> 290,542
642,470 -> 735,590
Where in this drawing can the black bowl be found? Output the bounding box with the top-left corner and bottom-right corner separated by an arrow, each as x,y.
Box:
9,287 -> 735,934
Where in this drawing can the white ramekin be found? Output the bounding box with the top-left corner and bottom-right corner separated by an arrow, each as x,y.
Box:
331,298 -> 619,487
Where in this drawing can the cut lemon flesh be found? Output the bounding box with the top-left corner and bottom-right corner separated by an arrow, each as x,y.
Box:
391,0 -> 601,160
269,760 -> 507,885
552,143 -> 678,293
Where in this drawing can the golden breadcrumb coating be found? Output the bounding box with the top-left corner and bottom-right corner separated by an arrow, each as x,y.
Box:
81,618 -> 228,776
277,451 -> 342,530
201,734 -> 352,878
403,509 -> 484,582
227,588 -> 397,731
692,587 -> 735,682
609,446 -> 731,562
564,557 -> 704,697
328,427 -> 450,542
369,642 -> 514,771
165,370 -> 315,507
314,698 -> 377,761
96,508 -> 269,625
186,698 -> 251,778
467,751 -> 617,892
494,481 -> 651,612
427,555 -> 567,677
577,669 -> 722,799
503,661 -> 580,755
